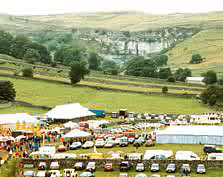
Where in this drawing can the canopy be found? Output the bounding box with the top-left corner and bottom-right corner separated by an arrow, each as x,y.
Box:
45,103 -> 95,120
64,129 -> 91,138
0,113 -> 38,124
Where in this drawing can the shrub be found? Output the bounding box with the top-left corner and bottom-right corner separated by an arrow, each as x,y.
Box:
22,67 -> 33,78
162,86 -> 168,94
167,76 -> 176,82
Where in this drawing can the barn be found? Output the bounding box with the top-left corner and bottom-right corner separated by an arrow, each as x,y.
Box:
156,126 -> 223,145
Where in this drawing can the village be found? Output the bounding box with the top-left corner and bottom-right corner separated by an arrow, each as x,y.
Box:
0,103 -> 223,177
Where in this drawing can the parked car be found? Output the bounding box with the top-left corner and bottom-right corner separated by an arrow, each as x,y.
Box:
86,162 -> 96,172
181,164 -> 191,173
35,171 -> 46,177
24,171 -> 35,177
135,173 -> 147,177
104,140 -> 115,148
136,163 -> 145,172
166,164 -> 176,173
120,161 -> 131,171
63,169 -> 77,177
57,145 -> 66,152
82,141 -> 94,149
104,163 -> 113,171
150,175 -> 160,177
151,163 -> 160,172
70,142 -> 82,150
145,140 -> 155,147
50,161 -> 60,170
119,137 -> 128,147
138,137 -> 146,144
95,140 -> 105,148
196,164 -> 206,174
133,139 -> 143,147
38,162 -> 46,170
74,162 -> 85,171
119,173 -> 130,177
203,145 -> 222,153
128,137 -> 135,144
79,172 -> 95,177
48,170 -> 62,177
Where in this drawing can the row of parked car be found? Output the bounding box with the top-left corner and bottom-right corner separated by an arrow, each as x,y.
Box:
38,161 -> 206,174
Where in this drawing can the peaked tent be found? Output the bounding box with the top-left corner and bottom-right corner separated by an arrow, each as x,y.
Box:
45,103 -> 95,122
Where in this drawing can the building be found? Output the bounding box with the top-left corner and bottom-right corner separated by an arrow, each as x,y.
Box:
185,77 -> 205,85
45,103 -> 95,123
156,126 -> 223,145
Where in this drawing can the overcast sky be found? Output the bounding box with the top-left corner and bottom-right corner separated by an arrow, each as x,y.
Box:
1,0 -> 223,15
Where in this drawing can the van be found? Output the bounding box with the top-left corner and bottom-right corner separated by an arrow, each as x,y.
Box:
119,137 -> 128,147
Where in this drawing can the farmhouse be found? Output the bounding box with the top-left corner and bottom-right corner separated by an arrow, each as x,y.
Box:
156,126 -> 223,145
185,77 -> 205,85
45,103 -> 95,123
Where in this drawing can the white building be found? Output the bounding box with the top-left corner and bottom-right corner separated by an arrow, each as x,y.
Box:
185,77 -> 205,85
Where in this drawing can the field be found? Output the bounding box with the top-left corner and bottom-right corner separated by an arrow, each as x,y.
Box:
0,75 -> 214,114
168,29 -> 223,76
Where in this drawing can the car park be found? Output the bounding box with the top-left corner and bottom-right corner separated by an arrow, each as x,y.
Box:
74,162 -> 85,171
120,161 -> 131,171
50,161 -> 60,170
63,169 -> 78,177
196,164 -> 206,174
104,163 -> 113,171
135,173 -> 147,177
136,163 -> 145,172
166,163 -> 176,173
151,163 -> 160,172
95,140 -> 105,148
70,142 -> 82,150
82,141 -> 94,149
38,162 -> 46,170
57,145 -> 66,152
86,162 -> 96,172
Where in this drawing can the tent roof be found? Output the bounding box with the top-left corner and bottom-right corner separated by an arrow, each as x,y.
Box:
0,113 -> 37,124
157,126 -> 223,136
64,129 -> 91,138
45,103 -> 95,120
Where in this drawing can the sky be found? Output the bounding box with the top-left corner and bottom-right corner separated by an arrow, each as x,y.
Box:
1,0 -> 223,15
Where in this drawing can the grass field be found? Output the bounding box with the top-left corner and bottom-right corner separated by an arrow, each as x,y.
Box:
0,105 -> 46,114
0,75 -> 214,114
168,29 -> 223,77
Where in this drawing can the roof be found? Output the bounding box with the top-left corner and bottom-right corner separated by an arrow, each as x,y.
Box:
0,113 -> 37,124
45,103 -> 95,120
186,77 -> 204,81
157,126 -> 223,136
64,129 -> 91,138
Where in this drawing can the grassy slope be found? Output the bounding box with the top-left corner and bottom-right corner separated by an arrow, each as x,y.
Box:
23,11 -> 223,31
0,105 -> 46,114
0,75 -> 213,114
168,29 -> 223,76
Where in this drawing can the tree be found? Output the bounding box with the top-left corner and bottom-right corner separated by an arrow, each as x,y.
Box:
158,68 -> 172,79
23,49 -> 41,64
162,86 -> 168,94
167,76 -> 176,82
0,81 -> 16,101
200,85 -> 223,106
190,54 -> 203,64
0,30 -> 14,55
202,70 -> 218,85
69,61 -> 90,84
154,55 -> 168,66
102,60 -> 119,75
22,67 -> 33,78
88,52 -> 101,70
175,68 -> 192,82
218,76 -> 223,85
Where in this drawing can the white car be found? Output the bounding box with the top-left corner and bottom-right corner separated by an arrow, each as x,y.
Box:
64,169 -> 78,177
135,173 -> 147,177
95,140 -> 105,148
70,142 -> 82,150
82,141 -> 94,149
49,170 -> 62,177
35,171 -> 46,177
50,161 -> 60,170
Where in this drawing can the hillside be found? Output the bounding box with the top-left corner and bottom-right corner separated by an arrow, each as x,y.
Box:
168,29 -> 223,76
22,11 -> 223,31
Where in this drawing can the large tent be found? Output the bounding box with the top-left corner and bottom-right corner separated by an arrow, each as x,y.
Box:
64,129 -> 91,138
156,126 -> 223,145
0,113 -> 38,128
45,103 -> 95,122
